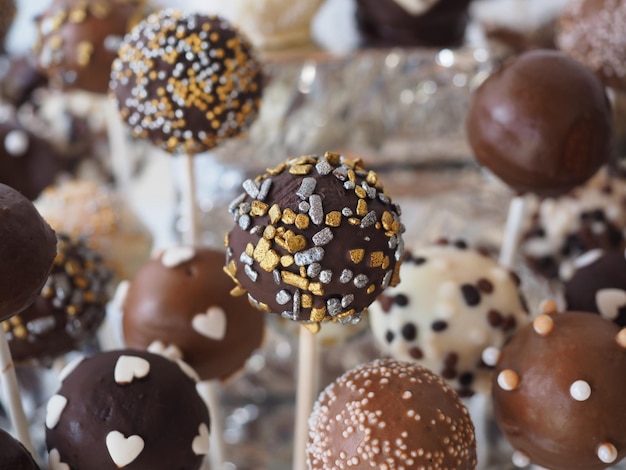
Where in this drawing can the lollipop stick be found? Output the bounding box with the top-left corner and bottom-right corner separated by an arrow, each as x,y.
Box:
182,154 -> 201,246
104,98 -> 132,191
294,325 -> 319,470
0,331 -> 35,455
499,195 -> 527,269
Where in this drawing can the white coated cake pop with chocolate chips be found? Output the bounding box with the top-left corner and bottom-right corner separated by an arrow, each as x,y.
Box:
369,240 -> 530,396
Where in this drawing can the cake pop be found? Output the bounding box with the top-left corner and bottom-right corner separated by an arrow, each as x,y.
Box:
45,349 -> 211,470
110,9 -> 263,155
0,428 -> 39,470
369,241 -> 529,397
3,233 -> 114,365
0,55 -> 49,108
492,311 -> 626,469
121,245 -> 265,381
0,0 -> 15,52
307,358 -> 477,469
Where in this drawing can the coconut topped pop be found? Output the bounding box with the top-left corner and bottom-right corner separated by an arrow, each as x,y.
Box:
225,152 -> 404,331
110,9 -> 263,155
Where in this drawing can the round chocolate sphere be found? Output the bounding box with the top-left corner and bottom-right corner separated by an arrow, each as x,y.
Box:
121,245 -> 265,381
3,233 -> 114,365
369,242 -> 529,397
466,49 -> 612,197
110,9 -> 263,155
307,358 -> 477,469
492,312 -> 626,469
557,0 -> 626,91
0,428 -> 39,470
0,55 -> 49,107
46,349 -> 211,470
35,0 -> 149,94
225,152 -> 404,329
0,183 -> 57,320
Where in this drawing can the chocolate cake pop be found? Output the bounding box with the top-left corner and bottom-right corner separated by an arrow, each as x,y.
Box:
0,428 -> 39,470
3,233 -> 114,365
0,0 -> 15,52
46,349 -> 211,470
557,0 -> 626,91
110,9 -> 263,155
466,49 -> 612,197
492,311 -> 626,469
225,152 -> 404,330
0,183 -> 57,320
121,245 -> 265,381
35,0 -> 149,94
0,55 -> 49,108
369,241 -> 529,397
307,358 -> 477,469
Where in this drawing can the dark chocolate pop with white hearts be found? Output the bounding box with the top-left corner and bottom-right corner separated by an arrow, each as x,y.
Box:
0,428 -> 39,470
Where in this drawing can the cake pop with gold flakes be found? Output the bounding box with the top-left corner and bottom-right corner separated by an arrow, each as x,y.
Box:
110,9 -> 263,155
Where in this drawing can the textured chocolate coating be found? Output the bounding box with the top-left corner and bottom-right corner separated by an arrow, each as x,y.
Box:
564,249 -> 626,326
4,233 -> 113,364
492,312 -> 626,469
307,358 -> 477,469
46,349 -> 211,470
110,10 -> 263,155
35,0 -> 149,94
466,50 -> 612,197
0,183 -> 57,320
122,246 -> 265,381
355,0 -> 473,48
0,0 -> 15,52
557,0 -> 626,91
225,152 -> 404,329
0,428 -> 39,470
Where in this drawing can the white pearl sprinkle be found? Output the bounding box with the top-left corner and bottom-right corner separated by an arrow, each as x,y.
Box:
597,442 -> 618,464
569,380 -> 591,401
481,347 -> 501,367
512,450 -> 530,467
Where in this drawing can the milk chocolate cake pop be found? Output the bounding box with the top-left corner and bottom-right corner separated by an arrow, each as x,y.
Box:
46,349 -> 211,470
225,152 -> 404,330
110,9 -> 263,155
35,0 -> 149,94
369,241 -> 529,397
3,233 -> 114,365
307,358 -> 477,469
492,311 -> 626,469
0,183 -> 57,320
121,245 -> 265,381
466,49 -> 612,197
0,428 -> 39,470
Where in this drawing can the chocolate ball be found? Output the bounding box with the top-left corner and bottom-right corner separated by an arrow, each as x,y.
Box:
307,358 -> 477,469
0,428 -> 39,470
225,152 -> 404,329
466,50 -> 612,197
492,312 -> 626,469
0,55 -> 49,108
557,0 -> 626,91
122,245 -> 265,381
46,349 -> 211,470
0,183 -> 57,320
110,10 -> 263,155
3,233 -> 114,365
35,0 -> 149,94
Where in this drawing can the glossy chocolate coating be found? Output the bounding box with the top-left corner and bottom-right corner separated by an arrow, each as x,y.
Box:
0,183 -> 57,320
122,246 -> 265,381
466,50 -> 612,197
46,349 -> 210,470
492,312 -> 626,469
0,55 -> 49,107
0,428 -> 39,470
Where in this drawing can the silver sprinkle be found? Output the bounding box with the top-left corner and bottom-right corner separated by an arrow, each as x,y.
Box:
393,203 -> 402,216
327,298 -> 342,317
340,269 -> 353,283
396,239 -> 405,260
332,166 -> 348,181
294,247 -> 325,266
258,178 -> 272,201
242,179 -> 260,199
312,228 -> 333,246
341,294 -> 354,308
27,316 -> 56,335
354,274 -> 369,288
273,270 -> 281,285
342,207 -> 353,217
244,265 -> 258,282
299,201 -> 310,213
239,252 -> 253,265
239,202 -> 252,214
293,289 -> 301,318
238,214 -> 251,230
250,225 -> 263,235
319,270 -> 332,284
276,290 -> 291,305
296,177 -> 317,200
360,211 -> 377,228
316,159 -> 332,175
379,193 -> 390,204
281,311 -> 295,320
307,263 -> 321,278
228,193 -> 245,213
363,183 -> 377,199
382,270 -> 392,288
343,180 -> 355,190
340,311 -> 362,325
388,235 -> 398,249
309,195 -> 324,225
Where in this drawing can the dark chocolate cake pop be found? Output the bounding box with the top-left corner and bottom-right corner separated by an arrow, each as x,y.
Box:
0,55 -> 49,107
0,183 -> 57,320
45,349 -> 211,470
121,245 -> 265,381
466,49 -> 612,197
307,358 -> 477,469
3,233 -> 114,365
225,152 -> 404,330
0,428 -> 39,470
110,9 -> 263,155
492,312 -> 626,469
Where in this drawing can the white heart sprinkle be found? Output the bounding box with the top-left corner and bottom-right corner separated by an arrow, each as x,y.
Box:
192,307 -> 227,340
58,356 -> 85,382
114,355 -> 150,384
46,394 -> 68,429
573,249 -> 604,270
161,246 -> 196,268
147,340 -> 183,361
106,431 -> 145,467
49,449 -> 70,470
596,289 -> 626,320
178,359 -> 200,382
192,422 -> 211,455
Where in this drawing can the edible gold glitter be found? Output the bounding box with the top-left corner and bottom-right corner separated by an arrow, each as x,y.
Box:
325,211 -> 342,227
295,214 -> 310,230
282,208 -> 297,225
356,199 -> 368,217
253,238 -> 271,262
289,164 -> 313,175
260,250 -> 280,272
285,234 -> 306,253
309,282 -> 324,296
269,204 -> 282,224
245,243 -> 254,257
250,201 -> 269,217
263,226 -> 276,240
280,255 -> 294,267
302,294 -> 313,309
310,307 -> 326,323
354,186 -> 367,199
367,284 -> 376,294
350,249 -> 365,264
370,251 -> 384,268
282,271 -> 309,290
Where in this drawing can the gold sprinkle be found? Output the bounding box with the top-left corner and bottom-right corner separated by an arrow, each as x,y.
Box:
282,271 -> 309,290
304,322 -> 321,334
300,266 -> 307,277
497,369 -> 520,391
269,204 -> 282,224
325,211 -> 342,227
282,208 -> 297,225
382,256 -> 390,270
337,309 -> 355,320
13,325 -> 27,339
74,277 -> 88,290
69,6 -> 87,22
263,226 -> 276,240
301,294 -> 313,309
65,260 -> 81,276
257,301 -> 271,312
293,156 -> 317,165
348,217 -> 360,226
230,286 -> 246,297
66,305 -> 78,316
253,238 -> 271,262
295,214 -> 310,230
324,151 -> 341,165
10,316 -> 20,326
366,170 -> 378,185
375,222 -> 381,230
367,284 -> 376,294
309,282 -> 324,296
354,186 -> 367,199
76,41 -> 94,67
342,157 -> 356,169
250,201 -> 269,217
310,307 -> 326,323
223,262 -> 236,279
83,292 -> 95,303
356,199 -> 368,216
533,314 -> 554,336
260,250 -> 280,272
390,261 -> 402,287
350,249 -> 365,264
289,164 -> 313,175
245,243 -> 254,257
286,234 -> 307,253
370,251 -> 384,268
280,255 -> 294,267
347,169 -> 356,182
382,211 -> 394,230
267,163 -> 286,175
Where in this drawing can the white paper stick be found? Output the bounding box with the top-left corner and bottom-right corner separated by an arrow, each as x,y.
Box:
104,98 -> 132,191
499,196 -> 527,269
182,154 -> 200,246
293,325 -> 319,470
196,380 -> 226,470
